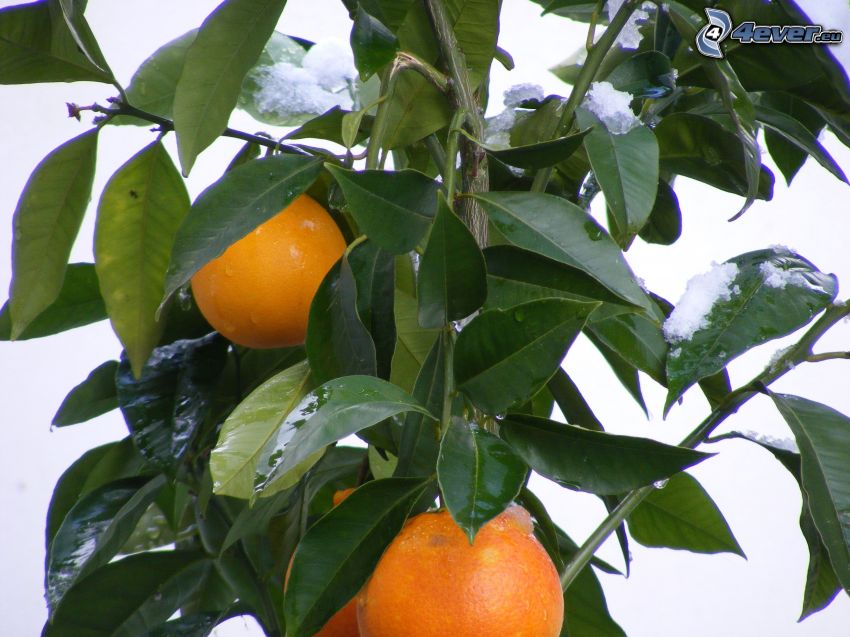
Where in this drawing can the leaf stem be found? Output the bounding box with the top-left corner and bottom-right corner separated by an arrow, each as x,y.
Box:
440,329 -> 455,440
559,301 -> 850,591
443,110 -> 468,205
805,351 -> 850,363
531,0 -> 642,193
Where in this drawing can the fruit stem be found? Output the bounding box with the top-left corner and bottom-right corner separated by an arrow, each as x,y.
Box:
530,0 -> 643,193
559,301 -> 850,592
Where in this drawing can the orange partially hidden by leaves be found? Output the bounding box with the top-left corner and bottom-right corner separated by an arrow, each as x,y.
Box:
286,488 -> 360,637
191,194 -> 346,349
357,505 -> 564,637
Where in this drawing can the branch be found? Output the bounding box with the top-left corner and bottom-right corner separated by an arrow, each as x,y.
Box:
806,351 -> 850,363
559,300 -> 850,591
424,0 -> 489,247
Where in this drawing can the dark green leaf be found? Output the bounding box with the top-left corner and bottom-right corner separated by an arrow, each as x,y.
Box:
116,333 -> 229,471
561,563 -> 627,637
95,141 -> 190,376
487,129 -> 591,170
605,51 -> 676,99
9,129 -> 98,339
587,311 -> 667,386
46,475 -> 166,615
326,165 -> 439,254
665,248 -> 837,411
438,418 -> 527,541
52,0 -> 113,82
253,376 -> 433,496
43,552 -> 210,637
576,109 -> 658,247
454,299 -> 598,414
173,0 -> 287,174
771,394 -> 850,594
284,477 -> 430,637
638,180 -> 681,246
163,155 -> 323,301
518,487 -> 564,572
0,263 -> 105,340
284,106 -> 371,146
52,360 -> 118,427
628,472 -> 744,556
587,332 -> 648,415
474,192 -> 651,311
390,288 -> 439,392
211,360 -> 312,499
417,194 -> 487,328
0,1 -> 111,83
351,6 -> 398,79
501,415 -> 712,495
547,368 -> 603,431
145,612 -> 222,637
760,92 -> 826,185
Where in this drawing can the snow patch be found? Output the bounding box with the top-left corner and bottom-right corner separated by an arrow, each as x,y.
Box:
759,262 -> 809,289
663,263 -> 740,343
583,81 -> 640,134
742,430 -> 799,454
503,83 -> 544,107
607,0 -> 651,50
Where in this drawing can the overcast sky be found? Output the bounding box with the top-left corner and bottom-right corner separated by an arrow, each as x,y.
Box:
1,1 -> 849,635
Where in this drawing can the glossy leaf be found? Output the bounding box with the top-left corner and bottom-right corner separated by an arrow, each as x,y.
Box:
46,475 -> 166,615
562,562 -> 627,637
285,106 -> 370,146
351,6 -> 398,79
438,418 -> 528,541
43,551 -> 210,637
638,180 -> 681,246
0,263 -> 105,340
116,334 -> 229,471
501,415 -> 711,495
547,368 -> 603,431
145,613 -> 222,637
211,360 -> 312,499
390,288 -> 439,392
760,92 -> 826,185
0,1 -> 111,84
454,299 -> 598,414
285,477 -> 430,637
172,0 -> 287,174
326,166 -> 439,254
576,109 -> 658,247
115,29 -> 197,125
474,191 -> 650,310
349,241 -> 396,379
95,141 -> 190,376
9,129 -> 98,339
587,333 -> 649,416
417,195 -> 487,328
486,129 -> 590,170
605,50 -> 675,99
772,394 -> 850,594
666,248 -> 837,410
628,472 -> 744,556
52,360 -> 119,427
253,376 -> 434,496
587,311 -> 667,386
163,155 -> 323,300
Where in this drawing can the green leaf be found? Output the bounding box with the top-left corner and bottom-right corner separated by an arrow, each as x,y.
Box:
284,107 -> 370,146
486,129 -> 591,170
561,562 -> 627,637
501,414 -> 712,495
627,472 -> 744,556
95,141 -> 190,376
390,287 -> 438,388
438,418 -> 528,542
285,477 -> 430,637
576,109 -> 658,247
474,191 -> 650,311
351,6 -> 398,79
173,0 -> 287,174
253,376 -> 434,496
0,1 -> 111,84
417,194 -> 487,328
46,475 -> 166,615
605,50 -> 675,99
52,0 -> 114,82
52,360 -> 118,427
665,248 -> 837,411
759,92 -> 826,186
587,332 -> 649,415
114,29 -> 197,125
43,552 -> 210,637
454,299 -> 598,415
771,394 -> 850,594
9,128 -> 98,339
163,155 -> 323,301
395,332 -> 445,478
587,311 -> 667,386
211,360 -> 312,499
326,165 -> 439,254
116,334 -> 229,471
0,263 -> 105,340
145,613 -> 222,637
638,180 -> 681,246
547,368 -> 603,431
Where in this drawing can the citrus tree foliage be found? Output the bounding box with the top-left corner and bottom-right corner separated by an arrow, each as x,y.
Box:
4,0 -> 850,635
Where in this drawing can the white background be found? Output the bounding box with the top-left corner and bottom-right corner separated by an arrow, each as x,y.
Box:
1,1 -> 849,635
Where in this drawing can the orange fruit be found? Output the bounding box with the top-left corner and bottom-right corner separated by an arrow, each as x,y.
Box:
357,505 -> 563,637
191,194 -> 346,349
286,488 -> 360,637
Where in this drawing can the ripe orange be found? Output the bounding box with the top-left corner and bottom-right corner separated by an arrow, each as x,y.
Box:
191,194 -> 346,349
286,488 -> 360,637
357,505 -> 563,637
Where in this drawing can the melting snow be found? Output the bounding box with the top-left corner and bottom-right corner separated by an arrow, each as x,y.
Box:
742,430 -> 799,454
583,81 -> 640,134
759,262 -> 809,289
484,84 -> 544,148
663,262 -> 740,343
503,83 -> 544,107
607,0 -> 651,50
